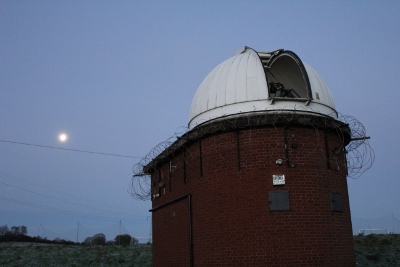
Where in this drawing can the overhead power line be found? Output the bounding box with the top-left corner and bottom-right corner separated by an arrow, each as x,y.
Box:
0,139 -> 140,158
0,180 -> 139,219
0,195 -> 145,224
0,195 -> 118,222
0,171 -> 142,215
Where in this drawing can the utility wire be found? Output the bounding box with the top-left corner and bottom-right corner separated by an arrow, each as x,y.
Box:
0,171 -> 149,219
0,195 -> 145,224
0,195 -> 118,222
0,180 -> 144,220
0,139 -> 140,159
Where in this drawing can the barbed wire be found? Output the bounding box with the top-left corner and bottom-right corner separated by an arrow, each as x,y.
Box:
129,108 -> 375,200
338,114 -> 375,178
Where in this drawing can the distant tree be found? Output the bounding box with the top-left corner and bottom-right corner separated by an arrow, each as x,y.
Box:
10,226 -> 20,235
0,225 -> 29,242
0,225 -> 9,236
20,226 -> 27,235
9,225 -> 27,236
131,237 -> 139,245
85,233 -> 106,245
114,234 -> 135,245
84,236 -> 92,245
93,233 -> 106,245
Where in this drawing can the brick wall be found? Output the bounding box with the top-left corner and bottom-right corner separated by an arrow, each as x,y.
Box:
151,122 -> 356,267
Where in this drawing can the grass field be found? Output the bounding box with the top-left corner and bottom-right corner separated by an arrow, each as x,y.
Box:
354,234 -> 400,266
0,243 -> 152,267
1,234 -> 399,266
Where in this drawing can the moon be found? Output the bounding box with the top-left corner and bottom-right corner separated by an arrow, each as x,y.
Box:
58,133 -> 68,142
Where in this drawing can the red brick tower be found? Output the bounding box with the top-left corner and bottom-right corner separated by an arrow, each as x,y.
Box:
143,47 -> 356,266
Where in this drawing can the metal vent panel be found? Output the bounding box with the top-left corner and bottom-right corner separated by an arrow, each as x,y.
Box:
269,191 -> 290,211
330,192 -> 343,212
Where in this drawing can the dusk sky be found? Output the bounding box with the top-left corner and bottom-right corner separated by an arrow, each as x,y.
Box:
1,1 -> 400,242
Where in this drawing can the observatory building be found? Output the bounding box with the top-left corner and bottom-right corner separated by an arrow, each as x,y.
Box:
141,47 -> 357,266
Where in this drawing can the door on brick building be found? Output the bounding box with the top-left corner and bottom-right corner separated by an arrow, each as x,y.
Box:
152,197 -> 191,267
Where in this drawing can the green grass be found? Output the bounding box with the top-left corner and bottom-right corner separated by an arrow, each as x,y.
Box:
1,235 -> 400,266
0,244 -> 152,267
354,234 -> 400,266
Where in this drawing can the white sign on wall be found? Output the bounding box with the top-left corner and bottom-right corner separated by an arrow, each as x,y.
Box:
273,174 -> 285,185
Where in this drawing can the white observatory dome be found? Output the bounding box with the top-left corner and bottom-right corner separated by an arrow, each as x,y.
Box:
189,47 -> 337,129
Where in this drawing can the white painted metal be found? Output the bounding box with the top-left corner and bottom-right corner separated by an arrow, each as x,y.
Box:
189,47 -> 338,129
304,63 -> 336,110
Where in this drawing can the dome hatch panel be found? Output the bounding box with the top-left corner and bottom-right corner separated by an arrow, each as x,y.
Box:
189,47 -> 337,129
